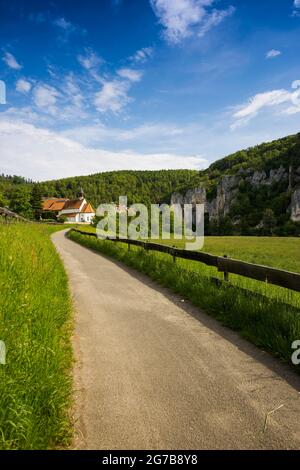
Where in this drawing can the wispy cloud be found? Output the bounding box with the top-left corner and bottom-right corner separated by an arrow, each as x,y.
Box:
94,65 -> 143,114
53,16 -> 86,41
117,68 -> 143,82
198,6 -> 235,37
292,0 -> 300,16
77,49 -> 102,70
29,11 -> 86,39
3,52 -> 22,70
130,47 -> 154,63
63,122 -> 185,146
266,49 -> 281,59
16,79 -> 32,93
150,0 -> 235,44
53,17 -> 74,31
94,80 -> 132,113
231,81 -> 300,129
33,84 -> 60,115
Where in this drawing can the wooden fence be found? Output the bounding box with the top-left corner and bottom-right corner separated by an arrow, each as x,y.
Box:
71,229 -> 300,293
0,206 -> 30,223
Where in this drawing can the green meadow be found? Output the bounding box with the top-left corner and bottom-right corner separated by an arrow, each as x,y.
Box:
79,225 -> 300,273
157,236 -> 300,274
0,223 -> 73,450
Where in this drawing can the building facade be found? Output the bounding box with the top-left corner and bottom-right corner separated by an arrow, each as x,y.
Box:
43,193 -> 95,224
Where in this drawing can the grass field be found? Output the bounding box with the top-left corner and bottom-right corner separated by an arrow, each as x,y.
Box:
156,236 -> 300,274
0,223 -> 73,449
68,229 -> 300,371
81,226 -> 300,273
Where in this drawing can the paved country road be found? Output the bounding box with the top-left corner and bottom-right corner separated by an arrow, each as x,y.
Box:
52,230 -> 300,450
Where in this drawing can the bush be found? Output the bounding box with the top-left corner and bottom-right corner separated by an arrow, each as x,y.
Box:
57,215 -> 67,223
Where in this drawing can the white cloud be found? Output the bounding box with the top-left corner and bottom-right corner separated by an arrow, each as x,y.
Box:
16,79 -> 32,93
53,16 -> 86,40
0,119 -> 207,180
117,68 -> 143,82
53,17 -> 73,30
130,47 -> 154,63
94,80 -> 131,113
292,0 -> 300,16
3,52 -> 22,70
77,49 -> 102,70
94,67 -> 142,114
292,80 -> 300,89
63,123 -> 184,146
198,6 -> 235,37
232,81 -> 300,129
266,49 -> 281,59
33,84 -> 60,115
150,0 -> 234,44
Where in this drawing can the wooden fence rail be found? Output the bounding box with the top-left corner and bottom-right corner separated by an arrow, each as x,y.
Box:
70,228 -> 300,294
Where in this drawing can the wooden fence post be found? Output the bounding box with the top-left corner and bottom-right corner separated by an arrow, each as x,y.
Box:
223,255 -> 229,282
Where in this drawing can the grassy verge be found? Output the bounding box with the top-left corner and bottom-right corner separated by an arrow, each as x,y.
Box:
68,229 -> 300,372
0,223 -> 73,449
83,227 -> 300,308
84,226 -> 300,273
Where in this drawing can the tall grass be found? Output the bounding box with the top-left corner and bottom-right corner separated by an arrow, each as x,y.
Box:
0,223 -> 73,449
68,230 -> 300,372
81,227 -> 300,308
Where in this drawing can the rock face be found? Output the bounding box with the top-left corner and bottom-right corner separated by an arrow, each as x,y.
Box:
246,165 -> 288,187
171,176 -> 239,222
171,187 -> 206,206
171,166 -> 298,223
213,176 -> 239,219
291,189 -> 300,222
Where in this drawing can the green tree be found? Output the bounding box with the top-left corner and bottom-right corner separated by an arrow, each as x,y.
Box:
30,184 -> 43,220
10,187 -> 32,218
0,192 -> 8,207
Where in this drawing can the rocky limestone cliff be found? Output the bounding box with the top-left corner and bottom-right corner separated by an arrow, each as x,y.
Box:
291,189 -> 300,222
172,165 -> 299,223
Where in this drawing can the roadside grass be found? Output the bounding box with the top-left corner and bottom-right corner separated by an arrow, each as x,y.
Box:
84,226 -> 300,273
68,230 -> 300,372
81,227 -> 300,308
0,223 -> 73,449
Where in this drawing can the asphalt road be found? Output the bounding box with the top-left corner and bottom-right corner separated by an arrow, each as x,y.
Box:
52,230 -> 300,450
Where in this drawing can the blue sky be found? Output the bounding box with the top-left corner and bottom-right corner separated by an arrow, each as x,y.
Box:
0,0 -> 300,180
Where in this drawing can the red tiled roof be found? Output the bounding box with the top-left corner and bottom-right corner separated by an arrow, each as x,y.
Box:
63,199 -> 84,210
82,202 -> 95,213
43,198 -> 68,211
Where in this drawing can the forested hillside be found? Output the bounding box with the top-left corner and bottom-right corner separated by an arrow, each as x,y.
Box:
1,132 -> 300,235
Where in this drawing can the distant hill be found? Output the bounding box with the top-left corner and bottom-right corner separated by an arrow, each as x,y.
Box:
1,132 -> 300,235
